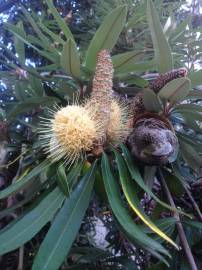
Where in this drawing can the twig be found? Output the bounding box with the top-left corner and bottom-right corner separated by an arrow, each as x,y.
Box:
17,245 -> 24,270
0,150 -> 27,169
7,145 -> 26,208
184,185 -> 202,222
158,169 -> 198,270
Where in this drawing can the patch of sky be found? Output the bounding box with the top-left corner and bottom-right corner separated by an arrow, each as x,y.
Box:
25,59 -> 36,67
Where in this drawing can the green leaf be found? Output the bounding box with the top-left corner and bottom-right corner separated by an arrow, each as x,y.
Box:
163,13 -> 176,39
32,162 -> 97,270
126,2 -> 146,29
0,188 -> 65,255
14,81 -> 28,101
173,104 -> 202,114
143,88 -> 162,112
182,116 -> 202,133
101,153 -> 170,258
61,39 -> 80,77
188,70 -> 202,87
0,108 -> 6,121
14,21 -> 25,64
8,96 -> 59,120
0,160 -> 50,200
21,5 -> 55,53
28,73 -> 44,97
38,22 -> 65,45
158,77 -> 191,105
179,111 -> 202,122
177,133 -> 202,152
57,163 -> 70,196
112,51 -> 144,74
187,90 -> 202,99
46,0 -> 74,41
120,144 -> 191,218
113,148 -> 178,250
163,174 -> 184,198
147,0 -> 173,73
115,59 -> 156,74
85,5 -> 127,71
5,23 -> 56,62
68,161 -> 85,188
170,16 -> 191,42
185,220 -> 202,230
180,141 -> 202,172
118,74 -> 149,88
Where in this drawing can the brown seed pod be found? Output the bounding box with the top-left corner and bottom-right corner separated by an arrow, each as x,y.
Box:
128,113 -> 178,165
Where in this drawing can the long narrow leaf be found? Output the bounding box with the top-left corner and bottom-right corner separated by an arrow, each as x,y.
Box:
85,5 -> 127,71
46,0 -> 74,41
113,148 -> 178,250
32,161 -> 97,270
8,96 -> 59,120
21,6 -> 55,53
147,0 -> 173,73
112,51 -> 144,74
120,144 -> 191,218
5,23 -> 56,62
158,77 -> 191,105
0,159 -> 50,200
0,188 -> 65,255
101,153 -> 170,258
14,21 -> 25,64
61,39 -> 80,77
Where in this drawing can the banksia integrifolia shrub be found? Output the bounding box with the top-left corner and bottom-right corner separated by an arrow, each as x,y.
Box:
128,113 -> 178,165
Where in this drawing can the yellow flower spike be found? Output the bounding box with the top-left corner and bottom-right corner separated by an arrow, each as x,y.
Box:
39,104 -> 102,166
107,98 -> 132,144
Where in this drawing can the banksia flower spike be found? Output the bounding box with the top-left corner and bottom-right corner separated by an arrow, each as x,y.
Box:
40,50 -> 132,165
107,98 -> 132,145
39,104 -> 102,166
130,68 -> 188,123
85,50 -> 114,145
86,50 -> 132,150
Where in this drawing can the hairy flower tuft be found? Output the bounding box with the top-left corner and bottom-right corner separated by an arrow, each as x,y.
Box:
39,105 -> 101,165
107,99 -> 132,144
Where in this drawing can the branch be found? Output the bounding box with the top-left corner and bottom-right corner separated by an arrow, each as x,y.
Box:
158,169 -> 198,270
184,185 -> 202,222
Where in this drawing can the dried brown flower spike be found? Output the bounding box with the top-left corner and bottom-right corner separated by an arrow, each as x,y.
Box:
128,113 -> 178,165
